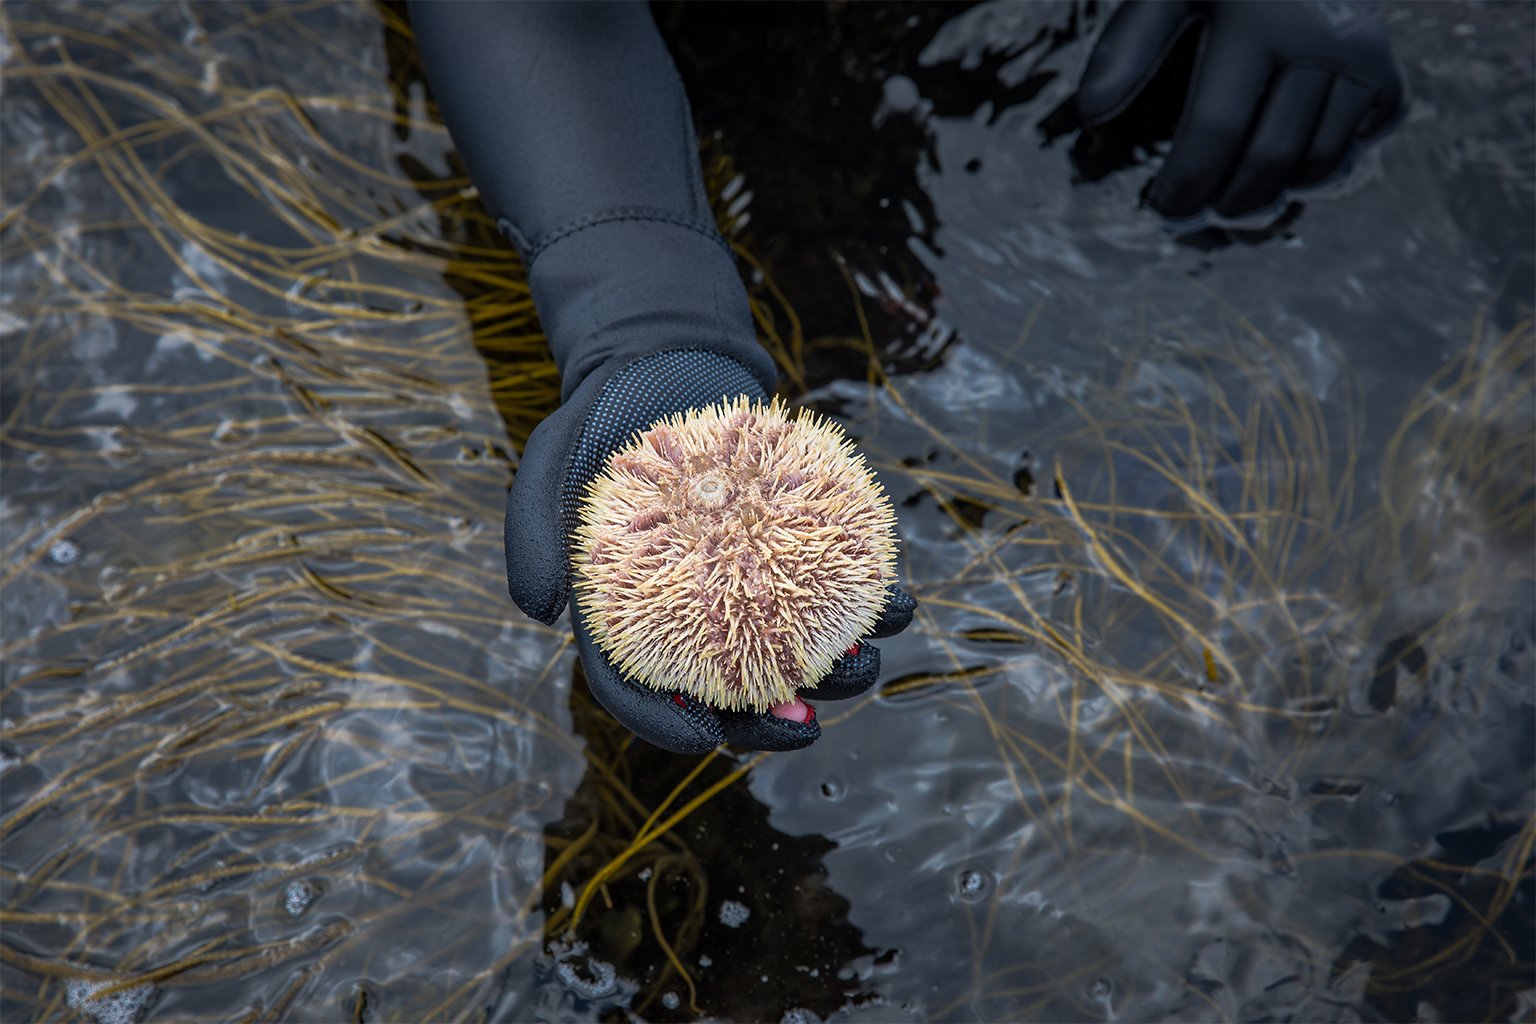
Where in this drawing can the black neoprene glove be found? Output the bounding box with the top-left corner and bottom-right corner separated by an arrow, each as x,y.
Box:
505,348 -> 916,754
1078,0 -> 1406,219
411,1 -> 915,754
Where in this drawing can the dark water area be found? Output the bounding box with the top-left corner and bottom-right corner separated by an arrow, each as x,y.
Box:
2,2 -> 1532,1022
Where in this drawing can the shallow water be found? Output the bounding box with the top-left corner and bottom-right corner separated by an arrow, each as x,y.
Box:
2,2 -> 1532,1022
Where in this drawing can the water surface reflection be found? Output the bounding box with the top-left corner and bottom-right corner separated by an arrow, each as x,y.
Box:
1,2 -> 1531,1021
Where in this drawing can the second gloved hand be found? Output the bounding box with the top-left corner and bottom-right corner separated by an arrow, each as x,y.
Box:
504,347 -> 916,755
1077,0 -> 1406,220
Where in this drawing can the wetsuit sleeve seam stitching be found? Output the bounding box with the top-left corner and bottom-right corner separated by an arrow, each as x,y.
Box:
523,208 -> 727,263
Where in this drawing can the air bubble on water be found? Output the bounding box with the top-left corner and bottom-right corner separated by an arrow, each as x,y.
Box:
782,1009 -> 822,1024
637,867 -> 653,882
661,991 -> 680,1010
212,420 -> 249,448
957,869 -> 988,900
90,390 -> 137,420
195,860 -> 225,893
49,539 -> 80,565
448,391 -> 474,422
65,979 -> 156,1024
1090,976 -> 1114,1001
99,564 -> 133,595
698,954 -> 713,968
718,899 -> 750,928
103,442 -> 143,466
283,880 -> 316,917
560,881 -> 575,909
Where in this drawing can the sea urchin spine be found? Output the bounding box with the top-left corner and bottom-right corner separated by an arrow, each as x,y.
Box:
573,396 -> 898,712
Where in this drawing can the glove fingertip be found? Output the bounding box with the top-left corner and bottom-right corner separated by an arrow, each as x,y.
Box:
572,605 -> 726,754
1078,2 -> 1196,125
869,585 -> 917,639
1358,83 -> 1407,141
1077,68 -> 1138,127
800,642 -> 881,703
719,709 -> 821,752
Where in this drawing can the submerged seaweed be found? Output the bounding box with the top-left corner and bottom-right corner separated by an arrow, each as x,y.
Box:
2,2 -> 1532,1022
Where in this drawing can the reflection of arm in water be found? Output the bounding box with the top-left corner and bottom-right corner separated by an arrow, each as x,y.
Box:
1079,0 -> 1405,221
409,1 -> 914,754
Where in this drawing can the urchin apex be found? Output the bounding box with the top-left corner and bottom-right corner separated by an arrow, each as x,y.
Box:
573,396 -> 898,712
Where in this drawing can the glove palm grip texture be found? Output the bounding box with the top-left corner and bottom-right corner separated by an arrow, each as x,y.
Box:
541,349 -> 767,745
558,350 -> 766,563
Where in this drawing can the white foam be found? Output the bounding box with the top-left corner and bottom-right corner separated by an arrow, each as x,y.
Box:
718,899 -> 750,928
88,389 -> 138,419
283,880 -> 316,917
555,956 -> 616,999
65,979 -> 155,1024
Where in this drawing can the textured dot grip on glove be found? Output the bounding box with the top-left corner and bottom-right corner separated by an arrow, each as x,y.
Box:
799,643 -> 882,703
504,349 -> 769,628
718,708 -> 820,752
558,350 -> 769,549
869,585 -> 918,639
572,597 -> 726,755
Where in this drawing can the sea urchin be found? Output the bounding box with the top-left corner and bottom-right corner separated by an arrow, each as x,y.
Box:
573,396 -> 898,712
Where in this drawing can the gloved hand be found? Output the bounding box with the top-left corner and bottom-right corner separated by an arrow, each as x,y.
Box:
505,347 -> 916,754
411,0 -> 915,753
1077,0 -> 1406,219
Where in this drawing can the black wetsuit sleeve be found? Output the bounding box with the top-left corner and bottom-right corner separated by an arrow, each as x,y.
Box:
408,0 -> 776,399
